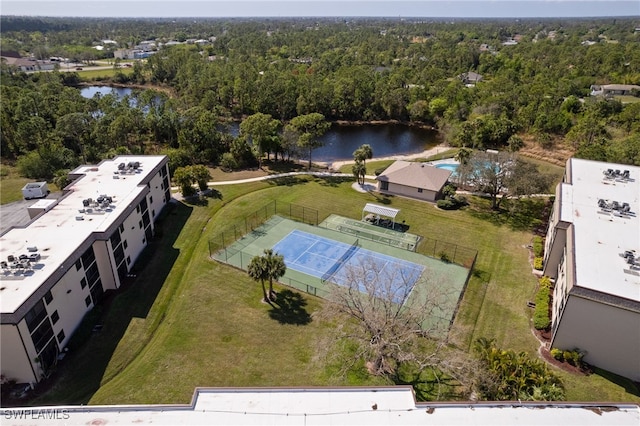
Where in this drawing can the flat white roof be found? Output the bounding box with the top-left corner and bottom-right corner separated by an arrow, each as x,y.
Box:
4,387 -> 638,425
0,156 -> 167,316
560,159 -> 640,301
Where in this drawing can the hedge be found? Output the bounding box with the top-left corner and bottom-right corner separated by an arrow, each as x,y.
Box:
534,256 -> 543,270
534,286 -> 551,330
533,236 -> 544,257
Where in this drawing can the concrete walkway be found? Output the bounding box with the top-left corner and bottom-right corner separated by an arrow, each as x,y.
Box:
171,143 -> 450,193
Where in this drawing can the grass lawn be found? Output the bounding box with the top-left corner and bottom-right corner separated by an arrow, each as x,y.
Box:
29,176 -> 640,406
0,164 -> 30,204
80,67 -> 134,80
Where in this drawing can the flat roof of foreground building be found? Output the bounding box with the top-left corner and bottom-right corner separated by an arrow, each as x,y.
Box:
3,387 -> 639,426
0,156 -> 168,317
560,159 -> 639,302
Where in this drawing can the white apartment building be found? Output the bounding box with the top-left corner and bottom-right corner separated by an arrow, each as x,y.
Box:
0,156 -> 171,384
543,158 -> 640,381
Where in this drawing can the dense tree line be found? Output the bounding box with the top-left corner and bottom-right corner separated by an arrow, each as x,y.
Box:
1,17 -> 639,179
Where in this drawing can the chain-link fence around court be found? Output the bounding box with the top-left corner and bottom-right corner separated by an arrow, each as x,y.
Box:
208,200 -> 321,258
209,199 -> 477,273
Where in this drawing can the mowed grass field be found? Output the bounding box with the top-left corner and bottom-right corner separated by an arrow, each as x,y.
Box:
29,175 -> 640,405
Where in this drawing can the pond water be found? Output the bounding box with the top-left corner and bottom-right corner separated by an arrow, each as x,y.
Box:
80,86 -> 438,162
80,86 -> 134,99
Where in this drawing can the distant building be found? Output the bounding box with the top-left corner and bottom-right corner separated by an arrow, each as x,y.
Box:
543,158 -> 640,381
458,71 -> 483,86
376,161 -> 452,202
0,156 -> 171,385
0,53 -> 56,72
590,84 -> 640,97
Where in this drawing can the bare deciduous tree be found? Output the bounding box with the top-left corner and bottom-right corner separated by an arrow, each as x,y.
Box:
315,257 -> 476,390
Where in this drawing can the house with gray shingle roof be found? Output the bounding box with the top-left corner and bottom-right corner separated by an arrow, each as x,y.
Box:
376,161 -> 452,202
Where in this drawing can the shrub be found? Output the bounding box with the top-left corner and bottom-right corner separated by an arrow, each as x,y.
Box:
539,276 -> 552,289
374,166 -> 389,176
454,195 -> 468,206
533,286 -> 550,330
439,251 -> 451,263
550,348 -> 563,361
533,236 -> 544,257
437,199 -> 457,210
220,152 -> 238,171
550,348 -> 584,367
534,256 -> 543,270
442,184 -> 457,198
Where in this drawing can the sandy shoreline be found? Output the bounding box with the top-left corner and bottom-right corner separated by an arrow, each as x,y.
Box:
321,143 -> 451,170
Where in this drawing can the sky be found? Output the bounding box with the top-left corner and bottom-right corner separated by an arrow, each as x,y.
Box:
1,0 -> 639,18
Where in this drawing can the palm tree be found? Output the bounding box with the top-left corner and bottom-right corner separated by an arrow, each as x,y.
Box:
247,255 -> 270,304
262,249 -> 286,301
454,147 -> 472,165
454,147 -> 473,186
352,160 -> 366,185
353,144 -> 373,169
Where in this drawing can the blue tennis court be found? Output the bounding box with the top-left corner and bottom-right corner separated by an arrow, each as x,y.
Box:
272,230 -> 424,303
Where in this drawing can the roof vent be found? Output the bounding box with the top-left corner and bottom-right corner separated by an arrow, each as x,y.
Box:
603,169 -> 632,182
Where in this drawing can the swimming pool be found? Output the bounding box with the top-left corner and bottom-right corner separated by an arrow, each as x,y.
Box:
435,163 -> 459,173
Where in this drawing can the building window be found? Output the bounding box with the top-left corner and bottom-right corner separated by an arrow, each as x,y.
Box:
126,256 -> 131,265
418,188 -> 423,193
81,247 -> 96,268
57,330 -> 65,344
44,290 -> 53,305
75,259 -> 82,271
24,300 -> 47,333
139,220 -> 143,229
51,310 -> 59,325
110,229 -> 121,248
80,277 -> 87,289
85,295 -> 92,307
123,240 -> 128,250
380,181 -> 389,191
119,224 -> 124,233
136,205 -> 140,213
152,210 -> 155,217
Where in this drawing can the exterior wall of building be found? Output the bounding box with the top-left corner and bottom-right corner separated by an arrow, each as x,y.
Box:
0,324 -> 36,383
378,182 -> 438,202
93,240 -> 118,291
146,168 -> 169,222
542,184 -> 569,279
119,204 -> 149,270
550,251 -> 568,332
551,295 -> 640,381
41,263 -> 93,351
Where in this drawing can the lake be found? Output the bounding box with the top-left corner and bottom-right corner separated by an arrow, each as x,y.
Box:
80,86 -> 438,162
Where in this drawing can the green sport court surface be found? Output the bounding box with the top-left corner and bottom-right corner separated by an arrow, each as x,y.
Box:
212,216 -> 471,334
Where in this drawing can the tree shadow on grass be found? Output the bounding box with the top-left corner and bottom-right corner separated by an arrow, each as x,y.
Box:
26,201 -> 191,406
316,176 -> 353,187
371,193 -> 393,205
592,367 -> 640,397
467,197 -> 550,232
268,289 -> 312,325
268,176 -> 310,186
395,364 -> 461,401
